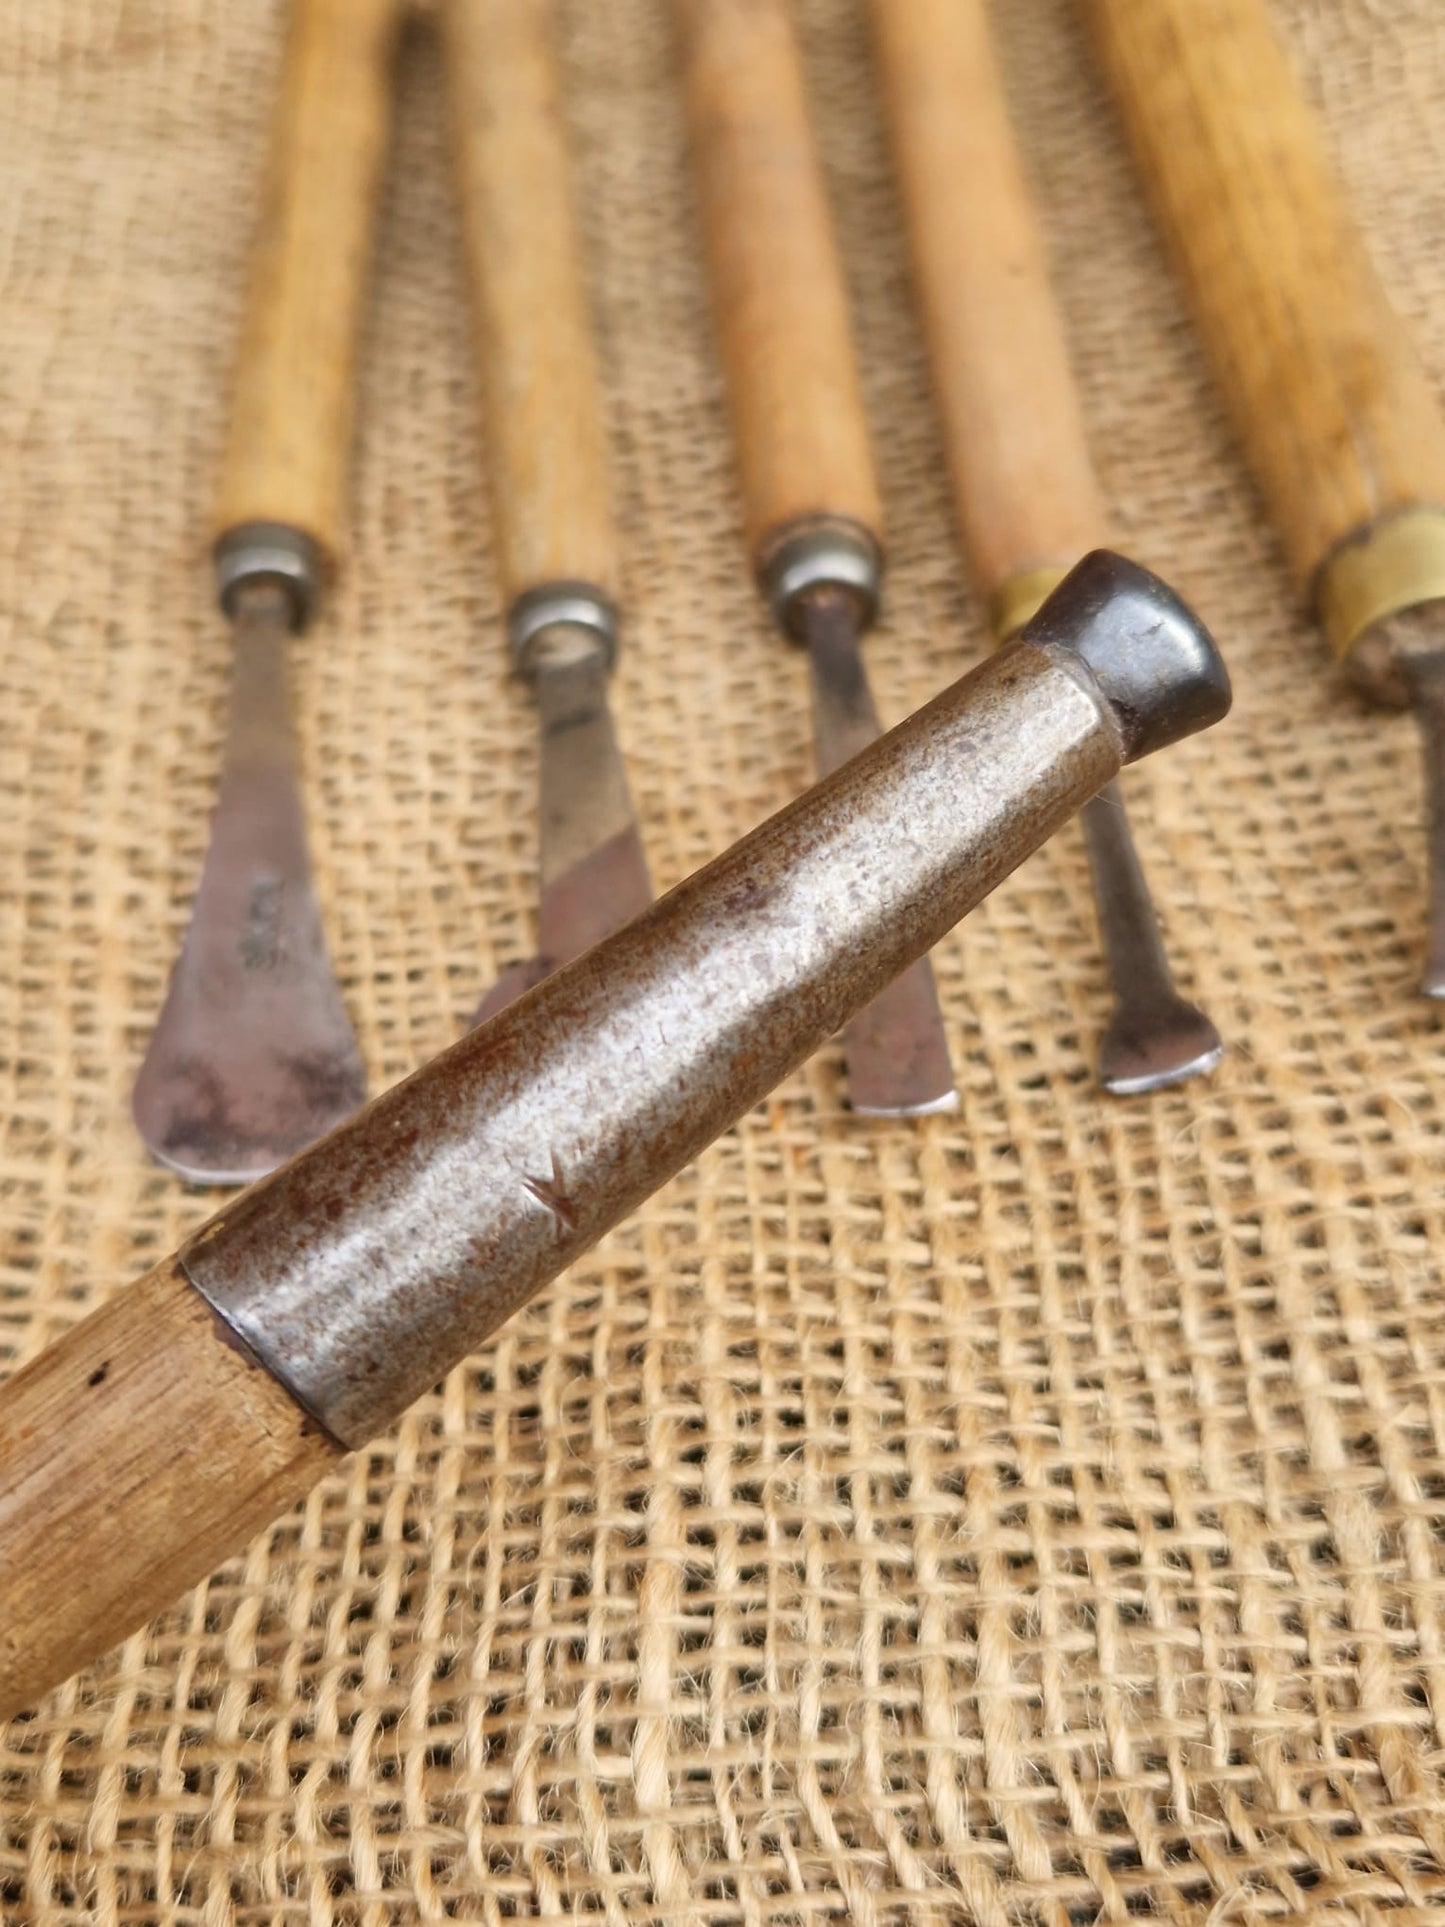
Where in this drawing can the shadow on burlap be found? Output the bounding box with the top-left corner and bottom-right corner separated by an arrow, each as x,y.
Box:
4,1 -> 1445,1919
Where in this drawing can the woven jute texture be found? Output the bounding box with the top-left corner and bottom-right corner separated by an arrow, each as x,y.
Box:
5,0 -> 1445,1919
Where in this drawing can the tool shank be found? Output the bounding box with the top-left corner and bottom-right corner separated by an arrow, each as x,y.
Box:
802,590 -> 956,1114
132,589 -> 366,1180
0,556 -> 1227,1718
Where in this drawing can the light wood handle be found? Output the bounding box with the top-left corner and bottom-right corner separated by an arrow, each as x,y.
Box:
442,0 -> 618,609
216,0 -> 404,569
870,0 -> 1109,636
1089,0 -> 1445,653
0,1259 -> 340,1720
675,0 -> 883,570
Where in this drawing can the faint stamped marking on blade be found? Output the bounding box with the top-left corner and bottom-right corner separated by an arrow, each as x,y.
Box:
241,878 -> 286,971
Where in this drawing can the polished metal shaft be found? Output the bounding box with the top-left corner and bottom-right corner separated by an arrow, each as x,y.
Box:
180,554 -> 1230,1448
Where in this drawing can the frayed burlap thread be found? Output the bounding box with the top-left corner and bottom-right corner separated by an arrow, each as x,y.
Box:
5,0 -> 1445,1920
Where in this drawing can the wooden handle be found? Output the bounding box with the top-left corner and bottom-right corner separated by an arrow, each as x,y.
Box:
1089,0 -> 1445,654
216,0 -> 404,569
871,0 -> 1109,635
0,1258 -> 340,1720
442,0 -> 618,608
675,0 -> 883,569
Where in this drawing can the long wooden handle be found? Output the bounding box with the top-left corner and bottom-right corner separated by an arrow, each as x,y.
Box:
1089,0 -> 1445,662
215,0 -> 404,570
442,0 -> 618,609
871,0 -> 1109,638
0,1259 -> 340,1721
675,0 -> 883,572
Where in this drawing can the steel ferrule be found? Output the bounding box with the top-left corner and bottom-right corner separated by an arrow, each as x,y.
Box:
178,554 -> 1227,1448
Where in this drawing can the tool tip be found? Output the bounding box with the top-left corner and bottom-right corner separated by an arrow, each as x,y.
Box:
851,1088 -> 961,1120
1028,552 -> 1232,763
132,1033 -> 366,1186
1097,1003 -> 1224,1097
841,957 -> 957,1119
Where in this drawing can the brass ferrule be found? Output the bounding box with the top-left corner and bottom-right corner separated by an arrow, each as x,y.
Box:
989,565 -> 1073,645
1316,506 -> 1445,660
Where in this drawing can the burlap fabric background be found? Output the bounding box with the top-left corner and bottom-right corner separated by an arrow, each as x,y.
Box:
4,0 -> 1445,1918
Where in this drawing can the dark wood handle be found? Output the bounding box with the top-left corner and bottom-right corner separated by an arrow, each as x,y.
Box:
0,1259 -> 339,1721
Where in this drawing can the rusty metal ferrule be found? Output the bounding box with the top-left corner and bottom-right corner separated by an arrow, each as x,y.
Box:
179,552 -> 1229,1449
760,515 -> 882,640
215,521 -> 325,632
509,580 -> 619,679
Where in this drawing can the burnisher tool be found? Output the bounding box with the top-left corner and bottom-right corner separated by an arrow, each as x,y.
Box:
442,0 -> 652,1024
132,0 -> 405,1181
675,0 -> 956,1116
870,0 -> 1223,1096
0,555 -> 1229,1719
1092,0 -> 1445,995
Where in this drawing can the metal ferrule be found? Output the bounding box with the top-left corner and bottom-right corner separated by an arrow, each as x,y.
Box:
1317,504 -> 1445,658
215,521 -> 326,631
509,581 -> 619,679
759,516 -> 882,640
177,553 -> 1228,1448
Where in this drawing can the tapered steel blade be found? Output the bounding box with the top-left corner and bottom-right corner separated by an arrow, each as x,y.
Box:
801,592 -> 957,1115
472,646 -> 652,1026
1081,781 -> 1223,1094
132,590 -> 365,1183
1400,646 -> 1445,998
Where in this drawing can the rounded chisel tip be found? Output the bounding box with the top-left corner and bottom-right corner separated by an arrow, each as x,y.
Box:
1024,551 -> 1233,763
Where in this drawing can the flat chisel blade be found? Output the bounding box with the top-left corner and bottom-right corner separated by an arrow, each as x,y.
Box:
1401,642 -> 1445,998
802,591 -> 957,1116
1081,781 -> 1224,1094
132,590 -> 365,1183
472,643 -> 652,1025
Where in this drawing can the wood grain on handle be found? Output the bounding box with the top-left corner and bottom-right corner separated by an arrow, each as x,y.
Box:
1089,0 -> 1445,642
216,0 -> 404,568
443,0 -> 618,607
871,0 -> 1108,633
675,0 -> 883,569
0,1259 -> 340,1721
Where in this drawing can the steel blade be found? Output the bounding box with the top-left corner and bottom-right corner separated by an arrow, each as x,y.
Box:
1082,780 -> 1223,1094
472,643 -> 652,1026
132,588 -> 365,1182
1401,647 -> 1445,997
802,590 -> 957,1115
